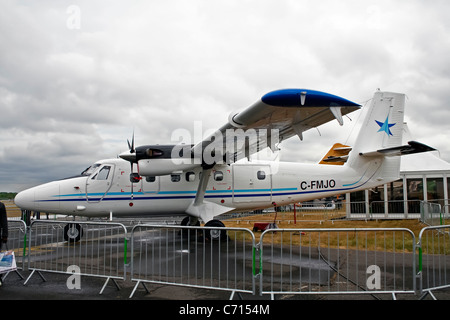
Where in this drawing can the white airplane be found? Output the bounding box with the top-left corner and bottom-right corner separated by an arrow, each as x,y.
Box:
14,89 -> 434,241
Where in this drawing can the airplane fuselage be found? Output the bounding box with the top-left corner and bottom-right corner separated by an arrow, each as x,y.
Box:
15,156 -> 387,219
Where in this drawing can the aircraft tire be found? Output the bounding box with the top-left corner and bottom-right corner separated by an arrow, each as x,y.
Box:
63,223 -> 83,242
204,219 -> 227,241
180,216 -> 200,227
180,217 -> 200,240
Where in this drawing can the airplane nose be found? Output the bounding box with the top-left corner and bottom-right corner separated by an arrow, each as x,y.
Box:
14,188 -> 35,210
14,182 -> 60,212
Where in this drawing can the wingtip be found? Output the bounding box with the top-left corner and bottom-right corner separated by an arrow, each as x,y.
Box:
261,89 -> 360,108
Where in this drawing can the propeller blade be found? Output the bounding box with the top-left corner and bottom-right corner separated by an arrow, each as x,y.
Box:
127,130 -> 135,153
120,131 -> 137,162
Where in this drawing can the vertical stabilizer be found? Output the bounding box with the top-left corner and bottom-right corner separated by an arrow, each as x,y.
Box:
346,91 -> 406,184
348,91 -> 405,163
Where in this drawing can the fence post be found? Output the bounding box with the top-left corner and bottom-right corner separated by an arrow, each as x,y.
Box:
417,246 -> 423,295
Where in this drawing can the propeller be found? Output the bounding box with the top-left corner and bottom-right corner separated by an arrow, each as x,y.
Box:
119,130 -> 137,162
123,130 -> 138,205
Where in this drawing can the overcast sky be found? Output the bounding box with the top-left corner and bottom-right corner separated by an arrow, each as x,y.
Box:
1,0 -> 450,192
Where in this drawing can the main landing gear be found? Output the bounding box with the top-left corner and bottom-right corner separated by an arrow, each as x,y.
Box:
180,217 -> 228,241
204,219 -> 227,241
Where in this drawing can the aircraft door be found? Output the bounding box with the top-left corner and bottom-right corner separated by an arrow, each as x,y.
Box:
232,164 -> 272,203
86,164 -> 114,203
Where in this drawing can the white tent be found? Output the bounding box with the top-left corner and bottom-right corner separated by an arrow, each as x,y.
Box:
347,124 -> 450,219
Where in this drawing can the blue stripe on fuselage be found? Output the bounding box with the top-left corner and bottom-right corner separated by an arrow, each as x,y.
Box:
34,181 -> 366,203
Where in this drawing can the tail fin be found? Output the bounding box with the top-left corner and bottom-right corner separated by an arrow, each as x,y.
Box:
346,91 -> 406,183
350,91 -> 406,160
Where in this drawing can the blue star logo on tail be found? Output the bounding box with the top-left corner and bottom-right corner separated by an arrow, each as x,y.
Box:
375,115 -> 396,136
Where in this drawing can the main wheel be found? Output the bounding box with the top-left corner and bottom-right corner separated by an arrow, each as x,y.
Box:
180,216 -> 200,240
180,216 -> 200,227
204,220 -> 227,241
63,223 -> 83,242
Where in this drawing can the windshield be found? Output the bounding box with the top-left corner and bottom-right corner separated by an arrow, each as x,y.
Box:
81,164 -> 101,176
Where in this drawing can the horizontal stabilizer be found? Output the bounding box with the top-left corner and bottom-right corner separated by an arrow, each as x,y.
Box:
321,155 -> 349,163
319,143 -> 352,165
359,141 -> 436,157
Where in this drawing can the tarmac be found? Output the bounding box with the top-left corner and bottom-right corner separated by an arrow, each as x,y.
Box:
1,266 -> 449,320
1,268 -> 449,301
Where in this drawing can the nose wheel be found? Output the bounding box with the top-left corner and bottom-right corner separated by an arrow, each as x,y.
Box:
63,223 -> 83,242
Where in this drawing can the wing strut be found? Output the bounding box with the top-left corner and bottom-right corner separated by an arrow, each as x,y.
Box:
186,165 -> 234,224
193,167 -> 212,207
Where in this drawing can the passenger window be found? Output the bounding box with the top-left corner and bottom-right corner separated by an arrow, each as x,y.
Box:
257,170 -> 266,180
146,176 -> 156,183
96,166 -> 111,180
171,174 -> 181,182
214,171 -> 224,181
186,172 -> 195,182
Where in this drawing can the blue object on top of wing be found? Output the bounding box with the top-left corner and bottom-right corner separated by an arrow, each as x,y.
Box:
261,89 -> 360,108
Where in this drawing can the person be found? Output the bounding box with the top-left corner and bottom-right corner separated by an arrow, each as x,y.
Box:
0,201 -> 8,251
0,201 -> 8,286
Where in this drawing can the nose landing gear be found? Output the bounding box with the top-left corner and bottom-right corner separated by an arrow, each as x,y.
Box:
63,223 -> 83,242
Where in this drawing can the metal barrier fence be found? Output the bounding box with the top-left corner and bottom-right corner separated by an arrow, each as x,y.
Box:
129,225 -> 256,299
258,228 -> 417,298
220,200 -> 429,223
4,218 -> 450,299
417,225 -> 450,299
3,220 -> 27,271
420,202 -> 443,226
1,220 -> 27,282
349,200 -> 423,219
23,220 -> 129,294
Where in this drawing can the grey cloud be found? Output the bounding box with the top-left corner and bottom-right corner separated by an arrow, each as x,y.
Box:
1,0 -> 450,192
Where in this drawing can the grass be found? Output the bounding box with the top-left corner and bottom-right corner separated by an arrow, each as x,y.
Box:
223,211 -> 429,253
223,210 -> 426,235
3,199 -> 22,217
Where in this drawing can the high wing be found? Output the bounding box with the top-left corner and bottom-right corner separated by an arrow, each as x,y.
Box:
186,89 -> 360,223
191,89 -> 360,165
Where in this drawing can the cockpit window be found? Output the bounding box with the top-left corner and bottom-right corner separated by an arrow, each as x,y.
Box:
95,166 -> 111,180
81,164 -> 101,176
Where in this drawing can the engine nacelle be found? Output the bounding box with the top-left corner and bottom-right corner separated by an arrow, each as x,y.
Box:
120,144 -> 203,176
138,159 -> 199,176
